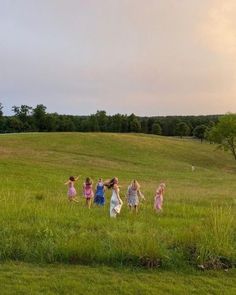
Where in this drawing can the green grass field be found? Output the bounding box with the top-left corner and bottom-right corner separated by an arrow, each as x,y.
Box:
0,132 -> 235,294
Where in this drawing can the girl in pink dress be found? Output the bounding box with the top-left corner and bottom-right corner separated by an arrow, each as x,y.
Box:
154,183 -> 166,213
65,176 -> 79,202
83,177 -> 94,209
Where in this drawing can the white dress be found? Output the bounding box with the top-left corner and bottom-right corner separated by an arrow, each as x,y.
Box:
110,188 -> 123,218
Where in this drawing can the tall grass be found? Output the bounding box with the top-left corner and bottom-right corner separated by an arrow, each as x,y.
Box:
196,206 -> 235,267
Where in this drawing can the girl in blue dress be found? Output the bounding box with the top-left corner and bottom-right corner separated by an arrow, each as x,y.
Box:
94,178 -> 105,206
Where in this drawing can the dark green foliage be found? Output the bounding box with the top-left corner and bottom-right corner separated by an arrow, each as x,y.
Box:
151,122 -> 162,135
110,114 -> 123,132
58,116 -> 76,132
95,110 -> 108,132
175,122 -> 190,138
208,113 -> 236,160
88,115 -> 100,132
33,104 -> 47,131
128,114 -> 141,132
193,124 -> 207,142
45,113 -> 58,132
12,105 -> 32,123
7,117 -> 24,132
0,102 -> 221,136
140,118 -> 148,133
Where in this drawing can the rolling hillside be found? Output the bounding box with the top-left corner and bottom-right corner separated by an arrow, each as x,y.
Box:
0,133 -> 235,294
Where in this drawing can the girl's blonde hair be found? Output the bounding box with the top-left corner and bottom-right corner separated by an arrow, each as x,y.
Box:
159,183 -> 166,189
130,179 -> 140,190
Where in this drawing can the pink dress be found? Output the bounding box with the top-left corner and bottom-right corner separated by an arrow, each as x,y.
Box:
154,187 -> 164,211
83,183 -> 94,199
68,181 -> 76,198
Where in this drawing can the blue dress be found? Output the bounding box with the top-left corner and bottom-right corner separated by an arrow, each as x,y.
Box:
94,183 -> 105,205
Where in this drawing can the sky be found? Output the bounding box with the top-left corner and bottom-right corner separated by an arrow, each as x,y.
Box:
0,0 -> 236,116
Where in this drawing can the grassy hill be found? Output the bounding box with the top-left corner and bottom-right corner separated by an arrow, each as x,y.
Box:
0,133 -> 235,294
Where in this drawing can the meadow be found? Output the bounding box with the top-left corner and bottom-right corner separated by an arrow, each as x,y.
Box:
0,132 -> 235,294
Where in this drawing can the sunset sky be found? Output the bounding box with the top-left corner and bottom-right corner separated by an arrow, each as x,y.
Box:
0,0 -> 236,116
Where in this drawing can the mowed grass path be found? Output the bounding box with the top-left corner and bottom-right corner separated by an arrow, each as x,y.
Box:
0,133 -> 235,294
0,263 -> 235,295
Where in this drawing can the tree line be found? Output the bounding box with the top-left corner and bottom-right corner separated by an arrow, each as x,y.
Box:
1,103 -> 236,160
0,103 -> 219,140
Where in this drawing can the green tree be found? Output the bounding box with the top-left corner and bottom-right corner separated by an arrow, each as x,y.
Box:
8,117 -> 24,132
152,122 -> 162,135
208,113 -> 236,160
147,117 -> 155,133
33,104 -> 47,131
128,114 -> 141,133
12,105 -> 33,131
121,115 -> 129,132
58,116 -> 76,131
12,105 -> 32,122
140,118 -> 148,133
193,124 -> 207,142
88,115 -> 100,131
110,114 -> 122,132
45,113 -> 57,131
95,110 -> 108,131
175,122 -> 190,138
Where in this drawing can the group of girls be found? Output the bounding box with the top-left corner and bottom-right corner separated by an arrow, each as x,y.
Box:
65,176 -> 166,217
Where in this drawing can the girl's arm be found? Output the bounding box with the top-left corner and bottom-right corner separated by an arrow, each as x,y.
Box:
126,187 -> 130,200
90,184 -> 94,197
114,185 -> 122,204
138,190 -> 145,200
156,188 -> 161,195
64,180 -> 70,185
75,176 -> 80,181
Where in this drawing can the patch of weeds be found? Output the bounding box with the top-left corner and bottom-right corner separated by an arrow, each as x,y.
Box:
138,255 -> 162,268
35,193 -> 45,201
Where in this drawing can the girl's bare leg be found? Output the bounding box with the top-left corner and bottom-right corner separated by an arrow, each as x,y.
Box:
134,205 -> 138,214
72,198 -> 79,203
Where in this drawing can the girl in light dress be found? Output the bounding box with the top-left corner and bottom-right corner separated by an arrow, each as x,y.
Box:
154,183 -> 166,213
83,177 -> 94,209
64,176 -> 79,202
126,179 -> 145,214
94,178 -> 106,206
105,177 -> 123,218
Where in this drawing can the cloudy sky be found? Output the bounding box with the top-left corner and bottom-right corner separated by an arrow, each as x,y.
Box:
0,0 -> 236,116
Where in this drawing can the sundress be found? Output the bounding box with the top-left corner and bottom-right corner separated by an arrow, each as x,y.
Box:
68,181 -> 76,198
83,183 -> 94,199
110,188 -> 123,217
94,182 -> 105,205
127,186 -> 139,206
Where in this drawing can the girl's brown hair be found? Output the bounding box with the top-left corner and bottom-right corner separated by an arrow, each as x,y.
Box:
85,177 -> 92,185
104,177 -> 118,189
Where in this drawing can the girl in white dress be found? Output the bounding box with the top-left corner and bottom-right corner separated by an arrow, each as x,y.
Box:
105,177 -> 123,218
